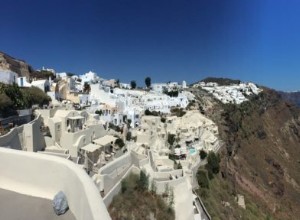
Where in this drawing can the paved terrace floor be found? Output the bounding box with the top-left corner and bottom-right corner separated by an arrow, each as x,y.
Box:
0,188 -> 76,220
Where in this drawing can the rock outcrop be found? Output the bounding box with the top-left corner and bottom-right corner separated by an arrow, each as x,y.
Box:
0,51 -> 34,78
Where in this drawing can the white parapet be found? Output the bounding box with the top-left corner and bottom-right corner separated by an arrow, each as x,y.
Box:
0,148 -> 111,220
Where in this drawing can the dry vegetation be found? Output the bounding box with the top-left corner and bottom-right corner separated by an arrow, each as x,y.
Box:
108,172 -> 175,220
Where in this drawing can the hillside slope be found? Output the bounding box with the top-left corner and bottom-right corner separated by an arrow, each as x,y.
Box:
0,51 -> 34,78
189,86 -> 300,220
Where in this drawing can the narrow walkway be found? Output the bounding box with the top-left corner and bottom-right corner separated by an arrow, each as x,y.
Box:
173,179 -> 194,220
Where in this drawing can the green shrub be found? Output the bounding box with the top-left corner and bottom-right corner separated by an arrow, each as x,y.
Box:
95,110 -> 103,115
138,170 -> 149,191
197,169 -> 210,189
206,151 -> 220,175
126,131 -> 132,141
205,152 -> 220,180
121,179 -> 128,193
167,133 -> 176,147
115,138 -> 125,148
200,150 -> 208,159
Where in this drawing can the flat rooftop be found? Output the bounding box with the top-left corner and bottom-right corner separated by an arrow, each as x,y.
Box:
0,188 -> 76,220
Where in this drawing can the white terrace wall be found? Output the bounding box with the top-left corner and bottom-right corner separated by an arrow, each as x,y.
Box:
60,124 -> 107,157
0,126 -> 24,150
131,150 -> 147,167
153,169 -> 183,180
154,176 -> 186,194
99,151 -> 147,194
0,115 -> 46,152
35,109 -> 57,126
103,165 -> 140,207
0,148 -> 111,220
23,114 -> 46,152
99,152 -> 132,194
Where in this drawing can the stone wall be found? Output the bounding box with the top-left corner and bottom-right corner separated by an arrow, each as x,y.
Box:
103,166 -> 140,207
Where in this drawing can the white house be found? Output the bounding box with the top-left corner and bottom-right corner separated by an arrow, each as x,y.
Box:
152,83 -> 167,93
79,71 -> 98,84
120,83 -> 131,89
0,70 -> 18,84
56,72 -> 68,80
31,79 -> 50,92
17,76 -> 31,87
39,109 -> 107,157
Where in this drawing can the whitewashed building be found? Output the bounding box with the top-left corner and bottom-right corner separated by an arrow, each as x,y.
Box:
31,79 -> 50,92
0,70 -> 18,84
17,76 -> 31,87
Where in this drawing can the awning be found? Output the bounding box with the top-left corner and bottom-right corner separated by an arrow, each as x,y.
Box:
93,135 -> 117,146
81,143 -> 102,152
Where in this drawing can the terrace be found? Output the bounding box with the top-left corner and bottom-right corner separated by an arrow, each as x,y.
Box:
0,188 -> 75,220
0,148 -> 111,220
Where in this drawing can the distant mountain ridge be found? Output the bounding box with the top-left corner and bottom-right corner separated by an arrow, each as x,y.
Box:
201,77 -> 241,86
278,91 -> 300,107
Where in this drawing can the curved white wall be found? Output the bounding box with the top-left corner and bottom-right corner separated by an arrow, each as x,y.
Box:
0,148 -> 111,220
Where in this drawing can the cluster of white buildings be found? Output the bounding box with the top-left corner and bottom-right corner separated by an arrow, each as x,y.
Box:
193,81 -> 262,104
134,111 -> 220,155
87,82 -> 192,127
0,67 -> 53,94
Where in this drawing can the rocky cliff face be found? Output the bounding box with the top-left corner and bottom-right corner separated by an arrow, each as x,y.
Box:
0,51 -> 34,78
189,84 -> 300,220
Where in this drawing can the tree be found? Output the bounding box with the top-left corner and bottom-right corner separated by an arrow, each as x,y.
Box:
126,131 -> 132,141
177,162 -> 182,169
83,82 -> 91,93
67,72 -> 76,77
95,110 -> 103,116
138,170 -> 149,191
0,93 -> 13,109
130,80 -> 137,89
167,133 -> 176,147
115,138 -> 125,148
121,179 -> 128,193
0,93 -> 13,116
145,109 -> 151,116
199,150 -> 208,160
206,151 -> 220,175
196,169 -> 209,189
127,119 -> 132,128
145,77 -> 151,88
25,86 -> 51,107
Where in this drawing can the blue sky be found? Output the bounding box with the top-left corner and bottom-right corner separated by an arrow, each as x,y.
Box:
1,0 -> 300,91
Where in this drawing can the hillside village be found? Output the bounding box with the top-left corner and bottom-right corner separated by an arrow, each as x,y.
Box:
0,60 -> 264,220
